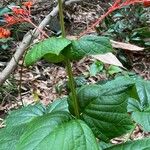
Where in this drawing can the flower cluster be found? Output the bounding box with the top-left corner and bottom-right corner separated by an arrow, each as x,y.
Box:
4,1 -> 32,26
143,0 -> 150,7
0,1 -> 33,39
0,27 -> 11,38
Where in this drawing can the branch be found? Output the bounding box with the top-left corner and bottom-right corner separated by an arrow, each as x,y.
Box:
0,0 -> 82,86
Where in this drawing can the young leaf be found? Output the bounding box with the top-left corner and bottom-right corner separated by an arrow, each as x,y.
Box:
66,35 -> 113,60
107,65 -> 123,75
89,61 -> 103,76
16,113 -> 99,150
105,137 -> 150,150
6,103 -> 46,128
25,37 -> 71,66
128,79 -> 150,131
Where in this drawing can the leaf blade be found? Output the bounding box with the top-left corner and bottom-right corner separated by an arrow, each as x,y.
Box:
16,113 -> 99,150
25,37 -> 71,66
70,77 -> 135,141
68,35 -> 113,60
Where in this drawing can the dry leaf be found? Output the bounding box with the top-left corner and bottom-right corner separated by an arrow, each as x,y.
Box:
92,53 -> 125,68
66,35 -> 77,40
110,40 -> 144,51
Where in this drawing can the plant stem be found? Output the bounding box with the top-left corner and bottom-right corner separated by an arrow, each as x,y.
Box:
58,0 -> 80,118
65,59 -> 80,118
58,0 -> 66,38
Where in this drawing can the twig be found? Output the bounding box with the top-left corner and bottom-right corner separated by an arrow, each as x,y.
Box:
0,0 -> 82,86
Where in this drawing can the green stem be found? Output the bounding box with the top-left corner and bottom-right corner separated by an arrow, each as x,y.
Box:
58,0 -> 80,118
65,59 -> 80,118
58,0 -> 66,37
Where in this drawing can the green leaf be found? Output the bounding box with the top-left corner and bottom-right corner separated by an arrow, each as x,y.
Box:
6,103 -> 46,128
25,37 -> 71,66
98,76 -> 136,96
0,103 -> 46,150
67,35 -> 113,60
128,79 -> 150,131
133,27 -> 150,38
135,80 -> 150,109
16,112 -> 98,150
43,53 -> 65,63
98,141 -> 113,150
70,77 -> 135,141
107,65 -> 123,75
89,61 -> 104,76
0,125 -> 26,150
46,97 -> 69,113
74,76 -> 87,87
105,137 -> 150,150
0,7 -> 11,16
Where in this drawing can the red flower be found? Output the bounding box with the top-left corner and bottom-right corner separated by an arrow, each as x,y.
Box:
143,0 -> 150,7
23,1 -> 33,9
12,7 -> 29,16
4,7 -> 30,26
4,15 -> 17,25
0,27 -> 11,38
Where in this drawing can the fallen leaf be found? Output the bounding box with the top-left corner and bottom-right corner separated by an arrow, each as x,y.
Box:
110,40 -> 144,51
92,53 -> 125,68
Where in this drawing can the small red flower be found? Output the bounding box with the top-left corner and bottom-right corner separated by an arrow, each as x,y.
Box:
4,15 -> 18,25
143,0 -> 150,7
12,7 -> 29,15
23,1 -> 33,9
0,27 -> 11,38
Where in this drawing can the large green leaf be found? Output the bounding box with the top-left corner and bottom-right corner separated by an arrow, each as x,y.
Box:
128,79 -> 150,131
99,76 -> 135,94
16,112 -> 98,150
105,137 -> 150,150
46,97 -> 69,113
69,76 -> 135,115
6,103 -> 46,128
99,141 -> 113,150
69,77 -> 135,141
66,35 -> 113,60
25,37 -> 71,66
0,103 -> 46,150
0,125 -> 26,150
